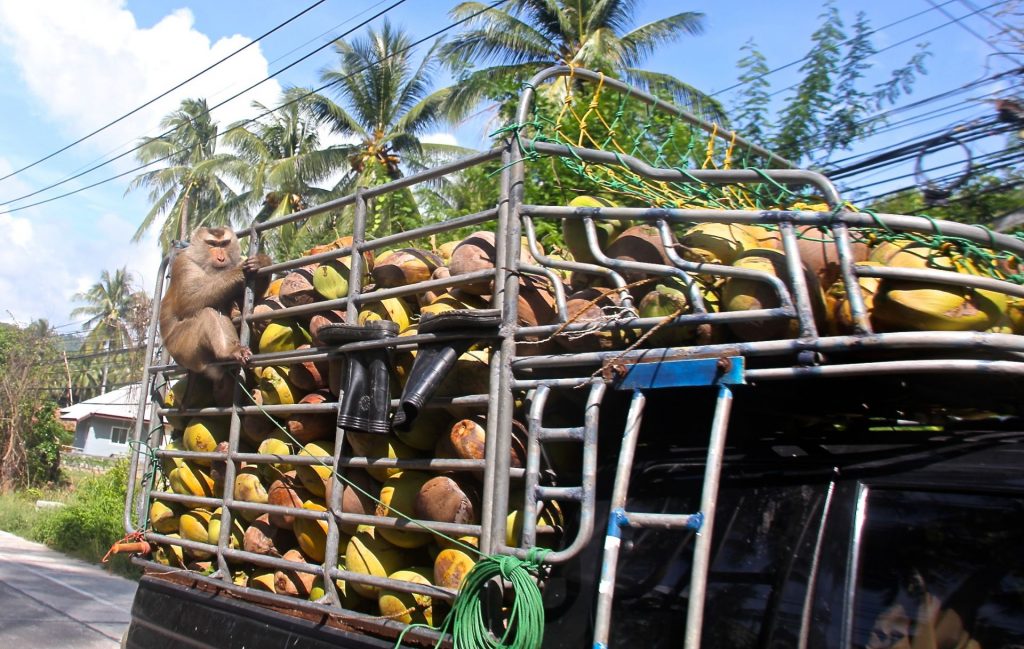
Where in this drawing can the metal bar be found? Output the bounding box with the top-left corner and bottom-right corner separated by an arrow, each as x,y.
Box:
779,220 -> 819,339
520,387 -> 548,547
124,255 -> 170,534
684,384 -> 734,649
746,358 -> 1024,380
592,390 -> 646,649
830,223 -> 873,334
523,141 -> 841,206
855,264 -> 1024,298
621,512 -> 702,530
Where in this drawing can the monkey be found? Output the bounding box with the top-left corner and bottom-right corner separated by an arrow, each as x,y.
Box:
159,226 -> 272,392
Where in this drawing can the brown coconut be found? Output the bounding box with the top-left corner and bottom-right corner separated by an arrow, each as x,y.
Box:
250,296 -> 286,340
278,265 -> 320,308
242,513 -> 294,557
285,391 -> 334,443
371,248 -> 443,288
448,231 -> 498,295
288,346 -> 328,392
309,309 -> 348,345
274,548 -> 316,597
266,472 -> 312,528
440,417 -> 525,468
323,470 -> 381,536
556,287 -> 637,353
414,474 -> 480,525
606,224 -> 674,297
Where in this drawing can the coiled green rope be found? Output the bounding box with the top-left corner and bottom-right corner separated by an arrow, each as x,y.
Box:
396,547 -> 550,649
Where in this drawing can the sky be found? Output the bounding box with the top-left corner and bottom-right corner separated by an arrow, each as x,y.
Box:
0,0 -> 1016,331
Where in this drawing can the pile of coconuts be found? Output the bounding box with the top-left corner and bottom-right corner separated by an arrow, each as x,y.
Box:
150,201 -> 1022,629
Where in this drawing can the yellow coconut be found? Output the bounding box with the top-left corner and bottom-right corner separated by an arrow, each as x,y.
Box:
293,500 -> 330,562
563,195 -> 629,265
207,507 -> 245,549
168,461 -> 217,498
295,440 -> 335,497
378,567 -> 435,625
434,536 -> 479,590
346,433 -> 421,482
358,297 -> 415,332
345,526 -> 410,599
150,500 -> 181,534
182,417 -> 229,463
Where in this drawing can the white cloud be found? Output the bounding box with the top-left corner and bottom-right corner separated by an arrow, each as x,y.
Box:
0,0 -> 281,160
0,213 -> 33,248
421,132 -> 459,147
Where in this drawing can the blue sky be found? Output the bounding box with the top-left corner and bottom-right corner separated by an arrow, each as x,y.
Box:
0,0 -> 1014,329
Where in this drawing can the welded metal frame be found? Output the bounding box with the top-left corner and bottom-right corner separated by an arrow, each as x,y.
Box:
123,65 -> 1024,647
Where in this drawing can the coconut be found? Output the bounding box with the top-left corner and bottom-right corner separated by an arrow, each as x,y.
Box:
378,567 -> 435,625
168,461 -> 217,498
285,391 -> 335,443
358,297 -> 415,332
327,470 -> 381,536
345,526 -> 410,599
677,222 -> 770,266
257,436 -> 295,482
258,320 -> 311,355
636,277 -> 715,346
448,231 -> 498,295
295,441 -> 335,497
377,471 -> 434,548
159,437 -> 186,476
434,537 -> 478,590
243,514 -> 289,557
241,412 -> 279,446
152,534 -> 186,568
346,432 -> 421,483
555,287 -> 637,353
266,472 -> 312,528
439,416 -> 526,469
563,195 -> 630,264
606,224 -> 675,297
249,570 -> 277,593
182,417 -> 229,463
394,407 -> 451,452
233,466 -> 269,507
179,508 -> 214,557
250,296 -> 286,341
274,548 -> 316,598
207,507 -> 245,549
258,366 -> 304,406
420,289 -> 491,318
435,349 -> 491,398
414,474 -> 479,525
293,500 -> 331,562
278,265 -> 320,308
288,346 -> 328,392
149,500 -> 180,534
372,248 -> 444,288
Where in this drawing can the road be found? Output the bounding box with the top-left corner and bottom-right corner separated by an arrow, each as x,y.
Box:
0,530 -> 137,648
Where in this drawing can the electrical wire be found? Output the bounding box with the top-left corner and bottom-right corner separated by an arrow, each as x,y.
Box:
929,0 -> 1024,66
0,0 -> 512,216
0,0 -> 329,186
0,0 -> 411,208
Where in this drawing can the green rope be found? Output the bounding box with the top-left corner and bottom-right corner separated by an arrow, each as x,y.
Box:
395,548 -> 551,649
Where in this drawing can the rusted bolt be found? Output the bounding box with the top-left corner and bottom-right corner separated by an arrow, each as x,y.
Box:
716,357 -> 732,373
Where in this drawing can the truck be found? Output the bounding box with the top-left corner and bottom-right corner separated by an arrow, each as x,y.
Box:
120,66 -> 1024,649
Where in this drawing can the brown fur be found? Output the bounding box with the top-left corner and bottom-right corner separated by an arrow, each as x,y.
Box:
159,226 -> 271,384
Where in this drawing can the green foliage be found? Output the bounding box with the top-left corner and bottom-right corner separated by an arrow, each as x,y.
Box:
773,2 -> 845,162
733,39 -> 771,145
36,460 -> 139,578
732,2 -> 930,165
22,403 -> 71,486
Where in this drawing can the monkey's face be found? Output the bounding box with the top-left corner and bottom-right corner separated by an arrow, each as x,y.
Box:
202,231 -> 236,270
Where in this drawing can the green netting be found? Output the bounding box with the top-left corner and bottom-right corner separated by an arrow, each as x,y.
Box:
502,69 -> 1024,285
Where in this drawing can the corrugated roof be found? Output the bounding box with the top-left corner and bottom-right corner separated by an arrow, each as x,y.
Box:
60,384 -> 150,424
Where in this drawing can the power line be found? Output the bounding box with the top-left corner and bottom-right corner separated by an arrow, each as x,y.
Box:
0,0 -> 329,186
0,0 -> 511,217
931,0 -> 1024,66
709,0 -> 959,98
0,0 -> 412,209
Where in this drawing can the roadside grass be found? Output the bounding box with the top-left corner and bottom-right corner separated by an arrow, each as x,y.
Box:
0,459 -> 141,579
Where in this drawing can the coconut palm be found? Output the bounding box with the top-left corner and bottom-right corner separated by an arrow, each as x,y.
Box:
128,98 -> 238,252
217,88 -> 352,259
70,268 -> 149,394
307,20 -> 470,236
441,0 -> 722,120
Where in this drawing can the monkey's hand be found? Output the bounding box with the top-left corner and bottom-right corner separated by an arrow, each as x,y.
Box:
236,345 -> 253,365
242,253 -> 272,276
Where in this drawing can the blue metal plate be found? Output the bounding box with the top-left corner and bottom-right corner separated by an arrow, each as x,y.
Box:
613,356 -> 745,390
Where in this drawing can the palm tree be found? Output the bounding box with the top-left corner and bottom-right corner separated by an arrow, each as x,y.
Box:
218,88 -> 352,259
307,20 -> 470,236
441,0 -> 722,120
70,268 -> 149,394
127,98 -> 238,251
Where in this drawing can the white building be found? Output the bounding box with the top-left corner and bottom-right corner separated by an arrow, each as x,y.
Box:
60,384 -> 151,456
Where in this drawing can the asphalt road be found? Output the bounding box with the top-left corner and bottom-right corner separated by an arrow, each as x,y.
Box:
0,530 -> 138,648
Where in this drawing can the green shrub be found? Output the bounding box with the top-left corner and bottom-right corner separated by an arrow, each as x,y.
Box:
36,459 -> 140,578
0,492 -> 45,540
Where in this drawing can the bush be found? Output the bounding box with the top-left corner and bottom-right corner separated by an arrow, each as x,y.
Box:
36,459 -> 140,578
